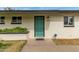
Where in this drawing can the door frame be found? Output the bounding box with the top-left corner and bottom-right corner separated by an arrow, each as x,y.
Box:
34,16 -> 45,38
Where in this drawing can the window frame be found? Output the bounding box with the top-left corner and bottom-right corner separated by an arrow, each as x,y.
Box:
64,16 -> 74,27
11,16 -> 22,24
0,16 -> 5,24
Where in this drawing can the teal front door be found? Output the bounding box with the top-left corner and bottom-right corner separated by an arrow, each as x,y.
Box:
34,16 -> 45,37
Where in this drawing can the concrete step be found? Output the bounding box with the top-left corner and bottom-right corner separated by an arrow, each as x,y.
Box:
26,39 -> 54,46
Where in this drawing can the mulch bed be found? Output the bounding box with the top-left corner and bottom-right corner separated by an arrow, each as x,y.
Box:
53,39 -> 79,45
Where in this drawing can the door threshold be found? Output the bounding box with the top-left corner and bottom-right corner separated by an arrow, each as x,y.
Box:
35,38 -> 44,40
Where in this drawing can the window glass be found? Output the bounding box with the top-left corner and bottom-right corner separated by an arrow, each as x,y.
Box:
11,16 -> 22,24
64,16 -> 74,27
0,16 -> 5,24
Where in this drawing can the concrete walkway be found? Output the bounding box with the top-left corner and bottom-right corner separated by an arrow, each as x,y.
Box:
22,39 -> 79,52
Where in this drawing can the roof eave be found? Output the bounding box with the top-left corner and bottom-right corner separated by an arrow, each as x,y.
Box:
0,10 -> 79,12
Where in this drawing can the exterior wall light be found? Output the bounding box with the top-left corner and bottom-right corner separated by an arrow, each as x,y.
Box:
53,34 -> 57,39
47,16 -> 50,21
47,16 -> 50,19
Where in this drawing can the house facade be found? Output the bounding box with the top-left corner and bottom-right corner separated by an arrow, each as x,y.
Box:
0,7 -> 79,39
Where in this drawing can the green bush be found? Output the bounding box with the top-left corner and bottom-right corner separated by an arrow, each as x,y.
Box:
0,43 -> 11,49
3,28 -> 13,33
0,27 -> 29,34
0,29 -> 2,32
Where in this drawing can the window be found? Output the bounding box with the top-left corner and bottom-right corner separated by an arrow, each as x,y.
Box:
11,16 -> 22,24
64,16 -> 74,27
0,16 -> 5,24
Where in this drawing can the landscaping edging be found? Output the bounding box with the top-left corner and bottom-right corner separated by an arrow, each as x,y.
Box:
0,34 -> 29,40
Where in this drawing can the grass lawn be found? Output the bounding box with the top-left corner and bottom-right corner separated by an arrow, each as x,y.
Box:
53,39 -> 79,45
0,40 -> 27,52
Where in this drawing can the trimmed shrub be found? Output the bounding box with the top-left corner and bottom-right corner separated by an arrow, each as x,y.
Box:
0,27 -> 29,34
